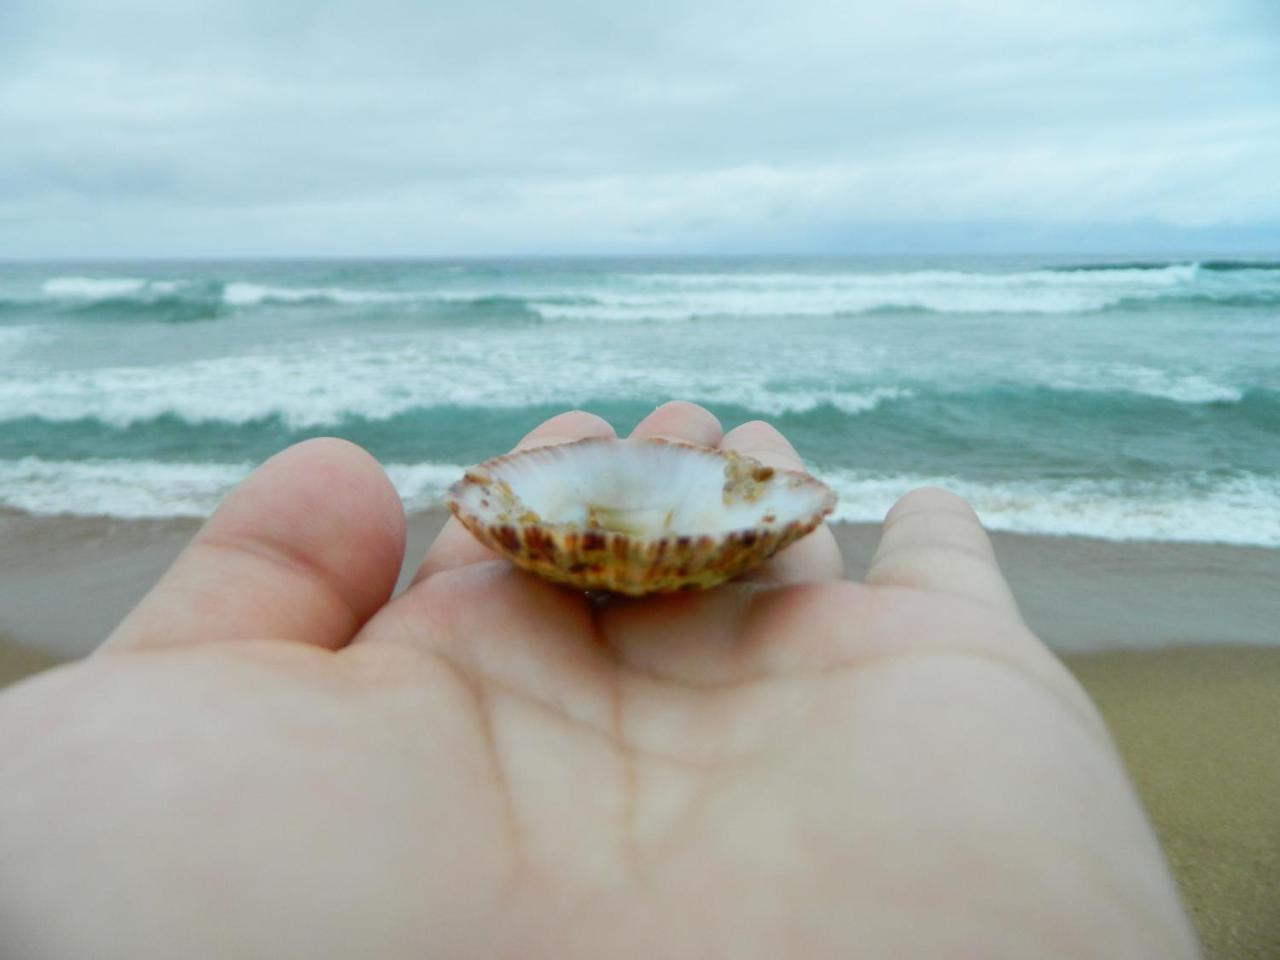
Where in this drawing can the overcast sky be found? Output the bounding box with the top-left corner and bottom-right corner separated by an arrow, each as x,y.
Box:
1,0 -> 1278,257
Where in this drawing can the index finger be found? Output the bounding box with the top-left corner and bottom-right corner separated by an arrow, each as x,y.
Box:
410,410 -> 616,584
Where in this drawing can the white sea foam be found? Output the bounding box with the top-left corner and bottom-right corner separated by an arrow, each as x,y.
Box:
206,269 -> 1173,321
222,283 -> 587,310
0,317 -> 1248,430
0,327 -> 910,428
0,457 -> 252,518
0,457 -> 467,519
4,456 -> 1277,546
222,283 -> 417,307
212,262 -> 1221,321
41,277 -> 180,300
523,263 -> 1212,321
1114,374 -> 1243,405
730,386 -> 913,416
42,277 -> 148,299
531,285 -> 1122,320
30,261 -> 1271,321
631,264 -> 1201,290
819,469 -> 1280,546
383,461 -> 475,511
1035,363 -> 1245,405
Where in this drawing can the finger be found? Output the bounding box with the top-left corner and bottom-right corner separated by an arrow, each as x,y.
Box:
103,439 -> 406,653
629,400 -> 723,447
412,410 -> 616,583
865,486 -> 1018,612
719,420 -> 843,583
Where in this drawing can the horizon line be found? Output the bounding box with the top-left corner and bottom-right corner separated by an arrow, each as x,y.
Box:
4,249 -> 1280,265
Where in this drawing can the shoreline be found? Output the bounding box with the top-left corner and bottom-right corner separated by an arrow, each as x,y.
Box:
2,507 -> 1277,662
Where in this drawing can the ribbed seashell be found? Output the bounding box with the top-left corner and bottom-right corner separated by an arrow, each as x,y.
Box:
445,437 -> 837,595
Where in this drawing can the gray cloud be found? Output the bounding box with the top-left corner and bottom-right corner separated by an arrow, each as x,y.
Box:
1,0 -> 1277,256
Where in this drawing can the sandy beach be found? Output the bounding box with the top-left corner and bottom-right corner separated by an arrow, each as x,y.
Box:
3,506 -> 1277,660
1,508 -> 1277,957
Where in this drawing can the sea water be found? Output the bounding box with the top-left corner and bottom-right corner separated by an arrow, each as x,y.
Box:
1,256 -> 1277,545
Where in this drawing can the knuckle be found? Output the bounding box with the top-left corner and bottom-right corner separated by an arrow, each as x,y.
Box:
885,487 -> 981,526
873,539 -> 998,573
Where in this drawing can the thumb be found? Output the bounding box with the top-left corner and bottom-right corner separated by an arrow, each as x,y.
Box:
102,439 -> 405,654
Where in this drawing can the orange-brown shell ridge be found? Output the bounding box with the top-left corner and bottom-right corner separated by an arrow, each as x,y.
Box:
444,437 -> 837,595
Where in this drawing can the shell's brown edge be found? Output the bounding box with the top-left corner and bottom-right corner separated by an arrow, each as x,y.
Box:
445,437 -> 837,596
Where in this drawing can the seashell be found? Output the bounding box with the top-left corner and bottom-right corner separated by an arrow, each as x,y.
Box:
445,437 -> 837,595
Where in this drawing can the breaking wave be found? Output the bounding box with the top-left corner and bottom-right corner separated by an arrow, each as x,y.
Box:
4,455 -> 1277,546
3,259 -> 1277,325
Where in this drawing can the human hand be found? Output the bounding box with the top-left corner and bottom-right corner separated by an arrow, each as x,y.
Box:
0,403 -> 1198,959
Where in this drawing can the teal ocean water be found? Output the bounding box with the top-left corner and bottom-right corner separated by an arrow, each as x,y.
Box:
1,256 -> 1278,544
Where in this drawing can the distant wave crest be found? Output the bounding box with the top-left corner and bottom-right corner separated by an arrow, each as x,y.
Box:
42,277 -> 180,299
221,282 -> 416,307
3,262 -> 1277,322
6,277 -> 225,323
1052,259 -> 1280,273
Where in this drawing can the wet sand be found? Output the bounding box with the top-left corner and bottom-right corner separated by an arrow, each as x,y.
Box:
1,507 -> 1277,957
3,507 -> 1279,660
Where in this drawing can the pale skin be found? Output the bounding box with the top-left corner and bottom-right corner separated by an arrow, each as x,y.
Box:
0,402 -> 1199,959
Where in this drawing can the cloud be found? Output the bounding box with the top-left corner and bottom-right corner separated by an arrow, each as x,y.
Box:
1,0 -> 1277,255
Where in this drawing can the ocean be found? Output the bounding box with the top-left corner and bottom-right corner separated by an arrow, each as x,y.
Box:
1,256 -> 1277,545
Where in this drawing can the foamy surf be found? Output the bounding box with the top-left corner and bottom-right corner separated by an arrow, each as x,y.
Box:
3,457 -> 1277,547
3,256 -> 1276,547
0,333 -> 1251,429
821,469 -> 1280,547
41,277 -> 180,299
221,282 -> 420,307
0,457 -> 468,519
12,258 -> 1278,320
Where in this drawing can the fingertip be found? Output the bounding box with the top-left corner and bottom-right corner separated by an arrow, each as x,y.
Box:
733,418 -> 774,435
234,438 -> 407,581
868,486 -> 1015,611
517,410 -> 616,450
720,419 -> 804,471
630,400 -> 723,447
106,439 -> 408,653
883,486 -> 980,527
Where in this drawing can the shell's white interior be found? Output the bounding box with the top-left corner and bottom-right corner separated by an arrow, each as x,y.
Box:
460,440 -> 831,537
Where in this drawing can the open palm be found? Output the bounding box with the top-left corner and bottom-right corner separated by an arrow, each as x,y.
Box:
0,403 -> 1197,959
